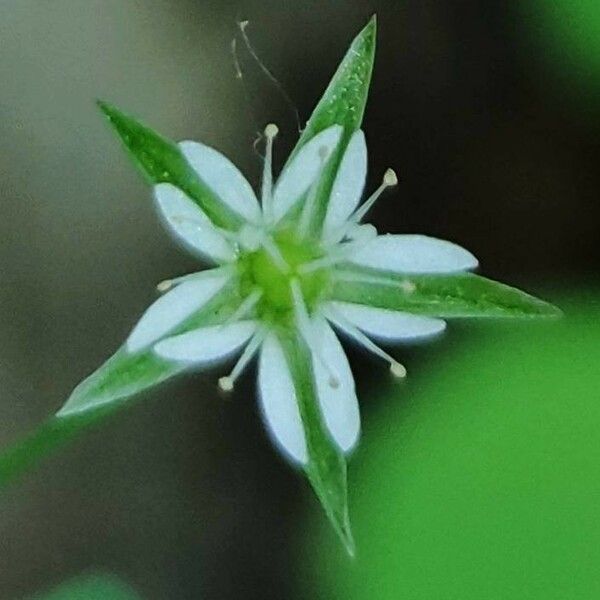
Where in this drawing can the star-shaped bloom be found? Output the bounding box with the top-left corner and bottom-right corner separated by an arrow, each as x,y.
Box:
94,123 -> 478,465
55,17 -> 559,553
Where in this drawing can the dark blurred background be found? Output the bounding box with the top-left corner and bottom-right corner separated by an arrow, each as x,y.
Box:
1,2 -> 598,599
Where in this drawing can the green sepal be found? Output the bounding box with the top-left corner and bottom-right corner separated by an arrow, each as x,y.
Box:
284,16 -> 377,237
97,100 -> 244,231
329,266 -> 562,318
277,326 -> 355,556
0,283 -> 244,488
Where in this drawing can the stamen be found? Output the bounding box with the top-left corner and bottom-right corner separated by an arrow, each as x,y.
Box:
297,253 -> 342,275
238,224 -> 289,273
350,167 -> 398,225
298,232 -> 376,275
326,307 -> 407,378
218,328 -> 266,392
290,279 -> 340,388
297,145 -> 329,239
224,288 -> 262,325
261,123 -> 279,224
156,266 -> 234,293
261,234 -> 290,273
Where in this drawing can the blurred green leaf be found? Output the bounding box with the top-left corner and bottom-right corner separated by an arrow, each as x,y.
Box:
299,290 -> 600,599
28,573 -> 142,600
97,101 -> 243,230
330,267 -> 561,318
284,16 -> 376,236
0,285 -> 242,488
278,328 -> 354,556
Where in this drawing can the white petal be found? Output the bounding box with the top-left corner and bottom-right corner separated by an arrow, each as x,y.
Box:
327,301 -> 446,342
179,140 -> 261,223
323,130 -> 367,240
258,333 -> 307,464
312,318 -> 360,453
154,184 -> 235,263
154,320 -> 256,363
126,272 -> 230,353
272,125 -> 343,223
350,234 -> 479,273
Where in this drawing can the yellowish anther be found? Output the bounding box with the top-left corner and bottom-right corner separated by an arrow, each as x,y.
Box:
157,279 -> 173,293
390,361 -> 407,378
265,123 -> 279,138
384,167 -> 398,187
218,376 -> 234,392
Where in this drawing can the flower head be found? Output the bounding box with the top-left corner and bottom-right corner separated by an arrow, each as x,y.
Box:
56,17 -> 559,554
116,121 -> 478,465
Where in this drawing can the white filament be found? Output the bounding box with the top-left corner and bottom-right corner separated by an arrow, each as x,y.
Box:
224,288 -> 263,325
290,279 -> 339,388
326,306 -> 407,378
218,328 -> 266,391
261,123 -> 278,224
298,146 -> 329,238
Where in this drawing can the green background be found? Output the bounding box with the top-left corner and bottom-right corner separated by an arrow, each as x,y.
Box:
300,292 -> 600,598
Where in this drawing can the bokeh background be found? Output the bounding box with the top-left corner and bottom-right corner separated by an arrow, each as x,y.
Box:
1,1 -> 599,599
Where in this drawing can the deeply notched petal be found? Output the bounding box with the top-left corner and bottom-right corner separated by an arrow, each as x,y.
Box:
154,184 -> 235,263
323,130 -> 367,241
179,140 -> 261,224
311,319 -> 360,453
126,272 -> 230,353
327,301 -> 446,341
350,234 -> 479,274
154,320 -> 256,363
272,125 -> 343,223
258,333 -> 308,464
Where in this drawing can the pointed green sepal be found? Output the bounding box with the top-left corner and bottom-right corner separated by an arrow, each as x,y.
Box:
283,16 -> 377,236
330,267 -> 562,318
0,285 -> 243,489
277,327 -> 355,556
97,100 -> 244,230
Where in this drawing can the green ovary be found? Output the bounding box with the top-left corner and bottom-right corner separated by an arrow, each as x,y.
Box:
239,232 -> 330,323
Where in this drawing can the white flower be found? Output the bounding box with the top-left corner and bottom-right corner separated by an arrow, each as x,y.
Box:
78,123 -> 477,465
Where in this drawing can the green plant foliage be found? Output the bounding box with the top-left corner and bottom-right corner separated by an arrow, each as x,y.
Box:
332,267 -> 561,318
278,327 -> 354,555
299,290 -> 600,596
288,16 -> 376,236
97,101 -> 243,230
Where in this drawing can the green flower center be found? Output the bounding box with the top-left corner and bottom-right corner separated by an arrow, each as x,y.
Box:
239,230 -> 330,323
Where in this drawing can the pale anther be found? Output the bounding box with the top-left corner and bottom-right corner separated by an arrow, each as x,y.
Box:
350,166 -> 398,225
218,376 -> 234,392
156,266 -> 234,294
326,306 -> 406,378
390,361 -> 407,378
383,167 -> 398,186
264,123 -> 279,138
157,279 -> 173,293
